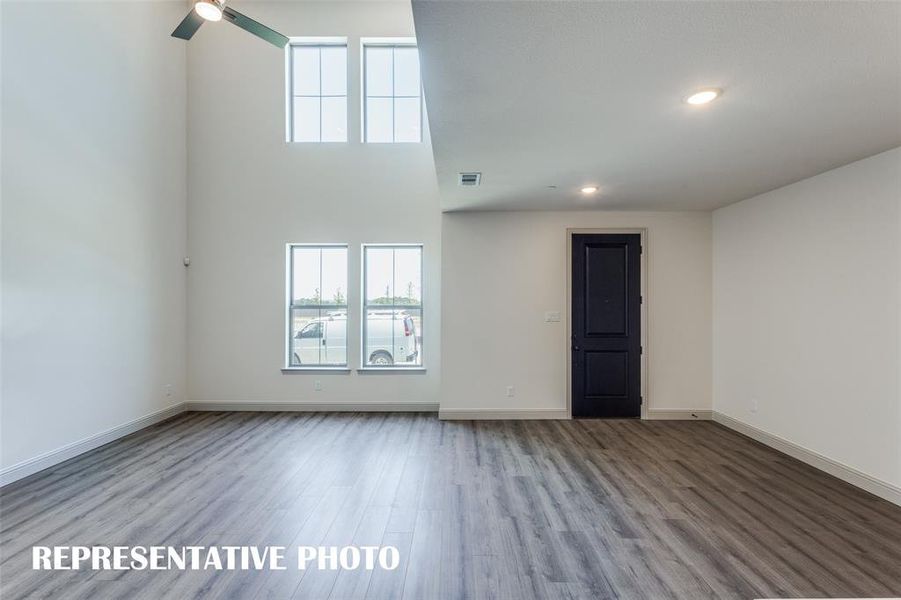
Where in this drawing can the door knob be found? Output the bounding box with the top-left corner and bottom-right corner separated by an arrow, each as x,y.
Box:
573,346 -> 581,351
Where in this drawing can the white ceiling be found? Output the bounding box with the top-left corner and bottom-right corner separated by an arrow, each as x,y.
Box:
412,1 -> 901,211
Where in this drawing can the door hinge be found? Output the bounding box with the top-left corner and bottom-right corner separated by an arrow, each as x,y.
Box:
640,295 -> 643,304
640,396 -> 643,405
640,245 -> 643,254
640,346 -> 643,355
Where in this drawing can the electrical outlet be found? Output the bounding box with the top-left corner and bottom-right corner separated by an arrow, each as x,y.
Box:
505,386 -> 515,397
750,398 -> 759,413
164,384 -> 173,398
314,380 -> 322,391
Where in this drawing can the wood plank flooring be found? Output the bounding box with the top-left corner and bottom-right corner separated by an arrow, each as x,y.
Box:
1,412 -> 900,599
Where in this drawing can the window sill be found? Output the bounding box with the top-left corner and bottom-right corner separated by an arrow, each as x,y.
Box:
356,367 -> 427,374
281,367 -> 351,374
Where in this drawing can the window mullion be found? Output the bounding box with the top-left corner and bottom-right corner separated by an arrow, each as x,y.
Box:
318,248 -> 324,363
363,247 -> 369,364
391,46 -> 396,143
319,46 -> 322,143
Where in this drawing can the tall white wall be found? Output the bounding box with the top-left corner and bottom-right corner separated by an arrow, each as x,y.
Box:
1,2 -> 188,471
713,147 -> 901,489
186,1 -> 442,406
441,211 -> 712,416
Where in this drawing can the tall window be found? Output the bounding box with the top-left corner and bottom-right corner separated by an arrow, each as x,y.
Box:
363,43 -> 422,143
362,245 -> 423,367
287,245 -> 348,367
287,41 -> 347,142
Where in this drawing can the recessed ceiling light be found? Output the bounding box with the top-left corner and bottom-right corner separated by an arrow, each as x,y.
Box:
580,186 -> 598,194
685,88 -> 721,105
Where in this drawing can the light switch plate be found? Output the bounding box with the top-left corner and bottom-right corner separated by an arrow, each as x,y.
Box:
544,311 -> 561,322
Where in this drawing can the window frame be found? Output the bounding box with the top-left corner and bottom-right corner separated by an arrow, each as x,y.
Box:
360,243 -> 425,370
285,37 -> 348,144
361,38 -> 423,144
284,243 -> 350,371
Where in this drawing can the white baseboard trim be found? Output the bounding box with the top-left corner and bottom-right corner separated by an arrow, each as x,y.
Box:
439,408 -> 569,420
0,403 -> 186,488
184,401 -> 439,412
713,411 -> 901,507
646,409 -> 712,420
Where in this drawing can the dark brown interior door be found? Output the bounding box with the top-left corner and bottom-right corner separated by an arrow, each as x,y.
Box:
571,234 -> 641,418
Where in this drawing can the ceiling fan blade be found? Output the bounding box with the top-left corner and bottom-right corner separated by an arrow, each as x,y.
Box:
171,9 -> 205,40
223,7 -> 289,48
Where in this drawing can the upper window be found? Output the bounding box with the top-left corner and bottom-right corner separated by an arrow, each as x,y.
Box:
287,41 -> 347,143
363,43 -> 422,143
287,245 -> 348,367
362,245 -> 423,367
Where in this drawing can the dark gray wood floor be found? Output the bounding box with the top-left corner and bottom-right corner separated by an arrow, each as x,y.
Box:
1,412 -> 900,599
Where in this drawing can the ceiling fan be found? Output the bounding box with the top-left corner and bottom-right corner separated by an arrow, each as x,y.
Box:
171,1 -> 289,48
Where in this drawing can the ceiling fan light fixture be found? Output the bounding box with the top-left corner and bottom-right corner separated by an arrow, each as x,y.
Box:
172,0 -> 288,48
194,0 -> 223,22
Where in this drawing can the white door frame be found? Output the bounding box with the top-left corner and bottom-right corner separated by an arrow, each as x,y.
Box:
565,228 -> 649,420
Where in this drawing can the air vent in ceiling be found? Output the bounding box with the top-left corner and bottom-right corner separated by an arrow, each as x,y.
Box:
458,172 -> 482,186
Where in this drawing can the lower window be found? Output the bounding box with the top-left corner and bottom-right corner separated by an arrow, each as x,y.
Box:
287,244 -> 348,367
362,245 -> 423,367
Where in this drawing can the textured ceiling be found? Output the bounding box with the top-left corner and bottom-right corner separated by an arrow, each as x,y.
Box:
412,1 -> 901,211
